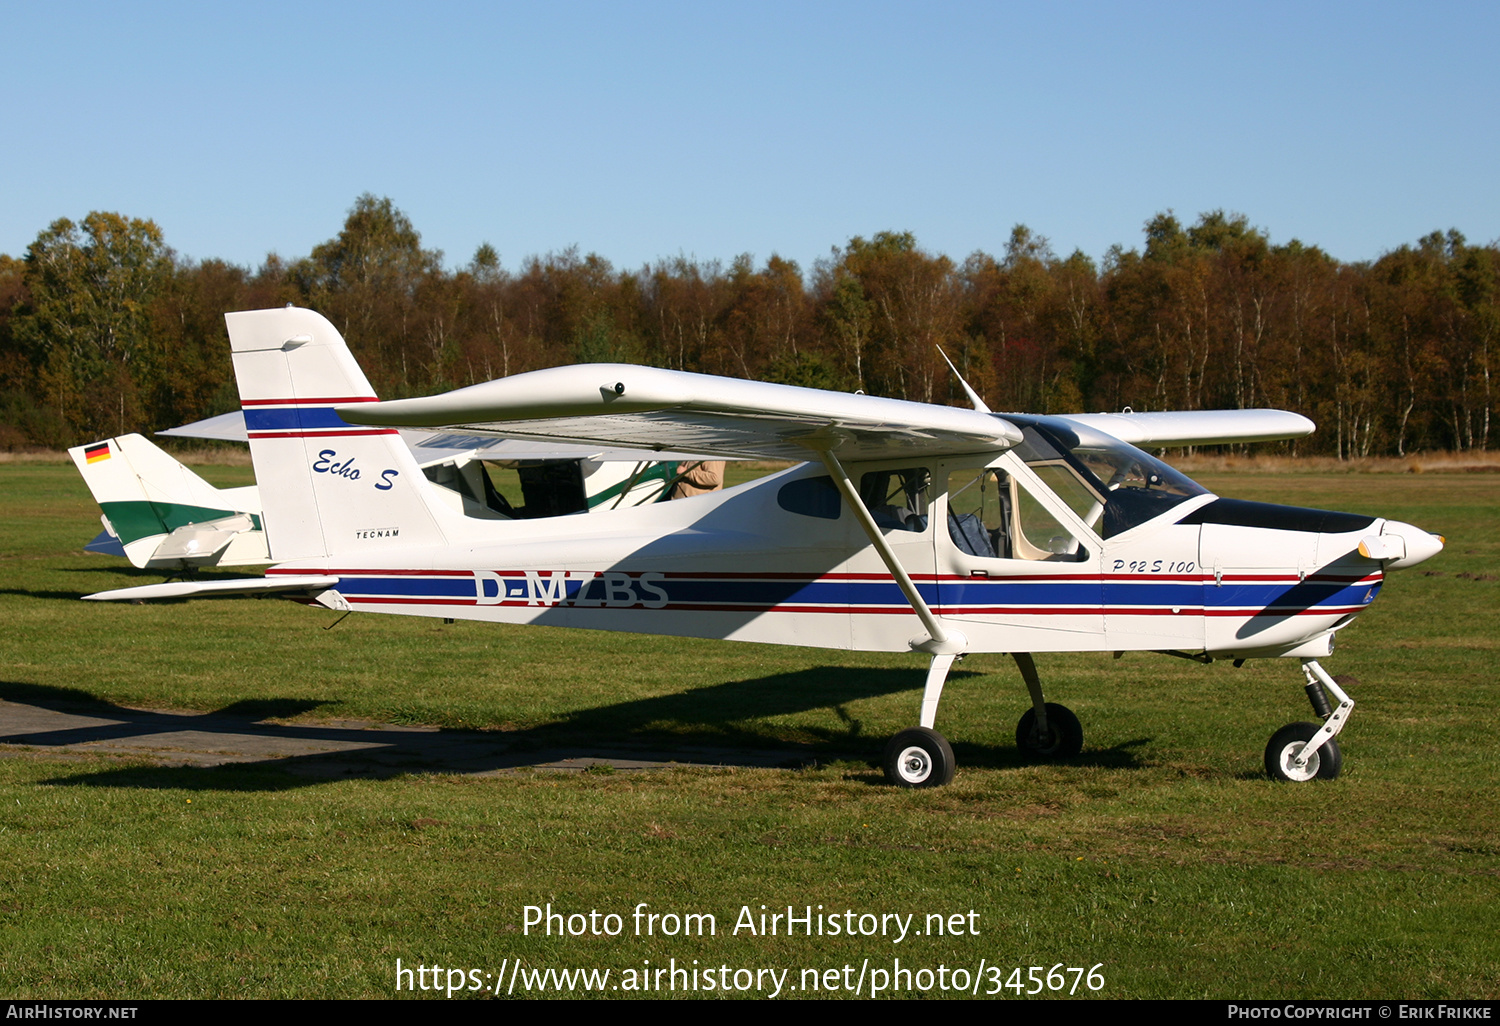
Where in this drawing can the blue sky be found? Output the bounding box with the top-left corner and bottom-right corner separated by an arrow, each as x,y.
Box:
4,1 -> 1497,273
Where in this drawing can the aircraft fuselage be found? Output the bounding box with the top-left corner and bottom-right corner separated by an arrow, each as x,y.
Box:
268,453 -> 1399,662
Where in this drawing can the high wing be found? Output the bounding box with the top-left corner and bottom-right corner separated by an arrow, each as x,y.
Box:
1057,409 -> 1314,448
337,364 -> 1023,461
169,377 -> 1313,458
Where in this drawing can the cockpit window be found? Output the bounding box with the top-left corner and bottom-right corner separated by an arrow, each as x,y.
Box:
860,468 -> 930,533
947,467 -> 1089,562
1008,418 -> 1209,538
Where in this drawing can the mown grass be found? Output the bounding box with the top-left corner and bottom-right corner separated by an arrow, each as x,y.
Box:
0,464 -> 1496,999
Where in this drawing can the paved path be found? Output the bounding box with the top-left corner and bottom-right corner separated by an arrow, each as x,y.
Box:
0,696 -> 816,779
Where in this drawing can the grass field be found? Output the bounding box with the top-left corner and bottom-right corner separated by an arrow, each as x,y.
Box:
1,460 -> 1497,999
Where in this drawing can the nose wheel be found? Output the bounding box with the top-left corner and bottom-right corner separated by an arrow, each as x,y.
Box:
1264,659 -> 1354,782
1265,722 -> 1343,781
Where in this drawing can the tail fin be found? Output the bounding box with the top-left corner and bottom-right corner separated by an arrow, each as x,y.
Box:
225,308 -> 452,562
66,434 -> 267,568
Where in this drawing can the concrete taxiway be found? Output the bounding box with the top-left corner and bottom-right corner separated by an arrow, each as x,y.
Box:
0,695 -> 817,779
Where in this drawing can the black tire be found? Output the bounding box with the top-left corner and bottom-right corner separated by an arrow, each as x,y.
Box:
1015,703 -> 1083,759
883,727 -> 956,788
1264,722 -> 1342,781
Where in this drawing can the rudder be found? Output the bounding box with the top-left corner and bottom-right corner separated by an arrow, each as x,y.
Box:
226,307 -> 450,561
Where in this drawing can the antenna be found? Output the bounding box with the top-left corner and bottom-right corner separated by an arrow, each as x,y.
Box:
936,347 -> 991,414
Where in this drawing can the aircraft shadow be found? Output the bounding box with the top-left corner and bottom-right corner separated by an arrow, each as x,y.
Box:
0,588 -> 106,602
2,665 -> 1146,791
0,671 -> 922,790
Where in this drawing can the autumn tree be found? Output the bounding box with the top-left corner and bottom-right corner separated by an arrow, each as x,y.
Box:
1449,241 -> 1498,449
305,195 -> 442,395
823,232 -> 962,402
143,258 -> 249,428
12,212 -> 172,439
716,254 -> 810,382
962,226 -> 1062,413
643,256 -> 729,373
456,242 -> 526,382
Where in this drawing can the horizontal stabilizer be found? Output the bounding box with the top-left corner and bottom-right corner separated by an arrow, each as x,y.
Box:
85,527 -> 127,557
83,575 -> 340,602
155,411 -> 251,443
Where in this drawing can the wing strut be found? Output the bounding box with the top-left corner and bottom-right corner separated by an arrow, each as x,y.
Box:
816,450 -> 966,658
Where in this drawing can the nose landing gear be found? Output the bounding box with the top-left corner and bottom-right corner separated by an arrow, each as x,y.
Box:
1265,659 -> 1353,782
1265,721 -> 1344,781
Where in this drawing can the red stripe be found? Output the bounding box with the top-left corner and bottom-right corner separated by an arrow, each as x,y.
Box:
347,597 -> 480,607
241,396 -> 379,406
657,603 -> 905,614
266,566 -> 1380,590
267,567 -> 474,577
936,606 -> 1106,615
248,428 -> 400,439
1206,606 -> 1367,616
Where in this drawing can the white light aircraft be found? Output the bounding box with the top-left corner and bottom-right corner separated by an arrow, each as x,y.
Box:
70,419 -> 711,571
83,307 -> 1445,786
69,434 -> 270,568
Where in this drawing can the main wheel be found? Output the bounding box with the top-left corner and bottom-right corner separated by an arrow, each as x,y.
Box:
1264,722 -> 1342,781
1015,703 -> 1083,759
883,727 -> 956,788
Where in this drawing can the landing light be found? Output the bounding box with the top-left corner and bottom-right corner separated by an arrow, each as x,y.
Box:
1358,535 -> 1404,560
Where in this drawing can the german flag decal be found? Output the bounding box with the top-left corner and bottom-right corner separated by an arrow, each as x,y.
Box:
85,441 -> 111,464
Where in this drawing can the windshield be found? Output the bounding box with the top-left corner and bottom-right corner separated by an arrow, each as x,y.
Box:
1006,416 -> 1211,538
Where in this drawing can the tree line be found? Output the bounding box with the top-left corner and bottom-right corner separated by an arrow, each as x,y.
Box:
1,194 -> 1494,456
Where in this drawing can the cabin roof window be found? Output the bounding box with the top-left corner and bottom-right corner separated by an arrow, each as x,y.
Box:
1007,417 -> 1210,537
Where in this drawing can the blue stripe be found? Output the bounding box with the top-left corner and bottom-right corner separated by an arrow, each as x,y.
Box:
1209,579 -> 1376,611
336,577 -> 475,599
244,407 -> 353,432
1101,581 -> 1200,606
325,573 -> 1378,614
940,580 -> 1102,607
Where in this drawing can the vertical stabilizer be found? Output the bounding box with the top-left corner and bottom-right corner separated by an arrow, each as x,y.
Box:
225,308 -> 450,561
